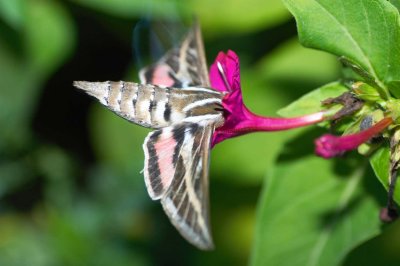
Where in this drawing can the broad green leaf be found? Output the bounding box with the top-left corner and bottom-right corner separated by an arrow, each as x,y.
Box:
343,220 -> 400,265
390,0 -> 400,11
278,82 -> 348,117
282,0 -> 400,97
370,144 -> 400,204
251,155 -> 381,266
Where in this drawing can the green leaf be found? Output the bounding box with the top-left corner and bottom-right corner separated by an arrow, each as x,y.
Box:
370,144 -> 400,204
278,82 -> 348,117
251,155 -> 381,266
343,220 -> 400,265
390,0 -> 400,11
282,0 -> 400,98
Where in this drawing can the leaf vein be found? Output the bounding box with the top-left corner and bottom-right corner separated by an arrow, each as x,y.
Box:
313,0 -> 384,89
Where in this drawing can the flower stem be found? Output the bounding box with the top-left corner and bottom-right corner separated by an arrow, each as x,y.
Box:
232,107 -> 325,133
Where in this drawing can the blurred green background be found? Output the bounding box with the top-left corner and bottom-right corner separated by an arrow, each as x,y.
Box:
1,0 -> 400,265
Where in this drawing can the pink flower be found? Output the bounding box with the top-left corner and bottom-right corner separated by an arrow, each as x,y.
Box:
209,50 -> 326,146
315,116 -> 393,158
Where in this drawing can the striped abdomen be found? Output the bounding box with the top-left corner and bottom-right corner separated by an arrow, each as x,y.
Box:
73,81 -> 225,129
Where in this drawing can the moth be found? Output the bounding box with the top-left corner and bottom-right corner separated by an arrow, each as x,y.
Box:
74,22 -> 226,250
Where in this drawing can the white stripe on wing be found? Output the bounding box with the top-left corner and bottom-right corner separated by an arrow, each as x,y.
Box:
181,87 -> 221,95
182,114 -> 222,123
182,98 -> 222,112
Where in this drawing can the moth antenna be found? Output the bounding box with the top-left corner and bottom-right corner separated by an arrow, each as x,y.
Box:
217,61 -> 232,91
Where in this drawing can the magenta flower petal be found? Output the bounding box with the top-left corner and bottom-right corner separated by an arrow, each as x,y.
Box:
209,50 -> 327,147
209,50 -> 240,93
315,117 -> 393,158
